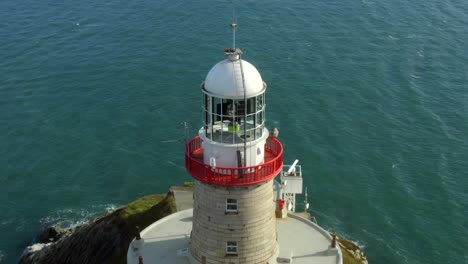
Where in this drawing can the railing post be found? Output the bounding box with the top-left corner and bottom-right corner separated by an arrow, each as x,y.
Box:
331,233 -> 337,248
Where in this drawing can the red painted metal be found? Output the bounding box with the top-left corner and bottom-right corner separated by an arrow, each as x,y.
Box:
185,136 -> 284,186
278,199 -> 285,210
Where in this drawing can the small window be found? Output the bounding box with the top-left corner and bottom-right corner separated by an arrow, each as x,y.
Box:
226,241 -> 238,256
226,198 -> 238,213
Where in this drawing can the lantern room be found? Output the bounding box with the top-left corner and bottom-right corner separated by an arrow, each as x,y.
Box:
201,92 -> 265,143
201,49 -> 267,144
185,48 -> 283,186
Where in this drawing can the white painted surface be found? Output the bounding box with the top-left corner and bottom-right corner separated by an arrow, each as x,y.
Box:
200,128 -> 268,167
281,165 -> 303,194
281,176 -> 303,194
126,209 -> 193,264
204,59 -> 265,99
276,214 -> 343,264
127,209 -> 342,264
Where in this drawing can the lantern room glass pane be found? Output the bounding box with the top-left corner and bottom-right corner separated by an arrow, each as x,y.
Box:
247,98 -> 255,114
256,112 -> 263,126
255,127 -> 262,139
204,95 -> 209,126
202,93 -> 267,144
257,94 -> 263,110
212,97 -> 222,121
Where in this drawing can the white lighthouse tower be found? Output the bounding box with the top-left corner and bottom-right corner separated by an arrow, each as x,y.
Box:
127,25 -> 343,264
185,47 -> 283,263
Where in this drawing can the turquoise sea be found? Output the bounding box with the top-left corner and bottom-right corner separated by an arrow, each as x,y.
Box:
1,0 -> 467,263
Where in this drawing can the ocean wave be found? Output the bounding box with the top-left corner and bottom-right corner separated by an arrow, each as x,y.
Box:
39,204 -> 118,230
0,219 -> 13,226
0,250 -> 4,263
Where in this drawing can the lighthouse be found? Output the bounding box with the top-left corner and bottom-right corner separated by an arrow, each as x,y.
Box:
185,47 -> 283,263
127,26 -> 343,264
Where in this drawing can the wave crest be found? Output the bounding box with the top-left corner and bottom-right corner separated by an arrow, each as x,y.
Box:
39,204 -> 118,230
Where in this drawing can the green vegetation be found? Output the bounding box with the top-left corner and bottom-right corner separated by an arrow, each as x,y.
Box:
110,193 -> 177,264
342,248 -> 362,264
20,192 -> 177,264
22,185 -> 369,264
339,238 -> 366,264
339,238 -> 361,252
182,181 -> 195,188
170,181 -> 195,191
120,193 -> 176,225
121,194 -> 166,219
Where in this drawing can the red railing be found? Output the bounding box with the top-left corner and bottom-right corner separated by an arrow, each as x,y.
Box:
185,136 -> 284,186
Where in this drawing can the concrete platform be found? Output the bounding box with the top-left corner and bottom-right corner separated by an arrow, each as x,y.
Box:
276,214 -> 342,264
127,209 -> 342,264
170,187 -> 194,211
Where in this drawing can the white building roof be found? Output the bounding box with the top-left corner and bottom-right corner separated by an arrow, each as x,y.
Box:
127,209 -> 342,264
204,57 -> 265,99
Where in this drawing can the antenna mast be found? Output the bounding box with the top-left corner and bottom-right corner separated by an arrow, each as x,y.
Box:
231,15 -> 237,49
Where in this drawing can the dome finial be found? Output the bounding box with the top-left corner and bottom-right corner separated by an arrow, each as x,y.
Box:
225,15 -> 242,61
231,12 -> 238,49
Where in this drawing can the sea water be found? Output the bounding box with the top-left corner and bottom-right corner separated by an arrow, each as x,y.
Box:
1,0 -> 467,263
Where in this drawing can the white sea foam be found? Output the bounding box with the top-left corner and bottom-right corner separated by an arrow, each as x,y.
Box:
104,204 -> 118,212
117,147 -> 140,155
166,160 -> 185,169
416,50 -> 425,57
24,243 -> 51,254
40,204 -> 119,230
0,219 -> 13,226
161,139 -> 180,143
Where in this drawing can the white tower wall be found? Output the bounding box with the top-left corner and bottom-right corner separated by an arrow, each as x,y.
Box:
200,129 -> 269,168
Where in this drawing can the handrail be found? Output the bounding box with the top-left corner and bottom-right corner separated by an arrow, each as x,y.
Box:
185,136 -> 284,186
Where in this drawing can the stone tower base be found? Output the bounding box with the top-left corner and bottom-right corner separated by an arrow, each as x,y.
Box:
190,180 -> 278,264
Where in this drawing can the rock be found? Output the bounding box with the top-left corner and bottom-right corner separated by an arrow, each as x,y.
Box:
337,237 -> 369,264
38,227 -> 65,243
19,192 -> 177,264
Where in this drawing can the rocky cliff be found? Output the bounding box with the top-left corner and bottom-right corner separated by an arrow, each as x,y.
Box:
20,188 -> 367,264
20,193 -> 177,264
